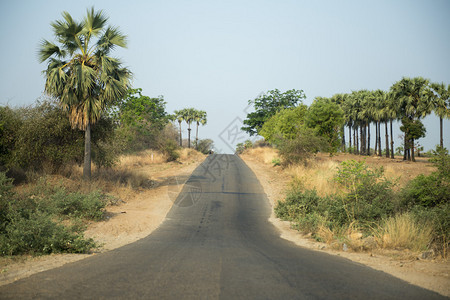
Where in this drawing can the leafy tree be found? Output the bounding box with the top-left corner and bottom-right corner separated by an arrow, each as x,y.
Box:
242,89 -> 306,136
197,139 -> 214,155
305,97 -> 344,154
259,105 -> 308,145
391,77 -> 433,162
113,88 -> 169,151
38,7 -> 132,180
430,82 -> 450,148
0,107 -> 22,168
194,110 -> 207,150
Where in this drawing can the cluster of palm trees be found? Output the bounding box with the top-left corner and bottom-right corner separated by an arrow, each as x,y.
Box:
173,108 -> 207,149
330,77 -> 449,162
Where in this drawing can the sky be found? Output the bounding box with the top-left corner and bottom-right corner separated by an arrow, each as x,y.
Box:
1,0 -> 449,153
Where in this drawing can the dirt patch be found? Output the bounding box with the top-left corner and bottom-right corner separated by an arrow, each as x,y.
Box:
0,156 -> 204,286
240,152 -> 449,297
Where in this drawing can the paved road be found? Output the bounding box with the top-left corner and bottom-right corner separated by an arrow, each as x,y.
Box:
0,154 -> 446,299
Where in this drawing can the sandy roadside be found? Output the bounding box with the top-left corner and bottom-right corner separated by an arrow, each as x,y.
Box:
0,158 -> 203,287
240,153 -> 450,297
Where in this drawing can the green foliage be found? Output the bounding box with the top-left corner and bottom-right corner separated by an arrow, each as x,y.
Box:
235,143 -> 245,154
196,139 -> 214,155
305,97 -> 344,154
271,157 -> 281,166
242,89 -> 306,136
1,101 -> 117,176
160,138 -> 180,162
334,160 -> 395,223
401,147 -> 449,208
400,117 -> 426,142
0,107 -> 22,167
112,88 -> 170,153
0,172 -> 106,256
277,128 -> 327,166
259,105 -> 308,144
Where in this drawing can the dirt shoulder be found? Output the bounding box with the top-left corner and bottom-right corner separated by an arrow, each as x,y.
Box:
0,157 -> 203,287
240,153 -> 450,297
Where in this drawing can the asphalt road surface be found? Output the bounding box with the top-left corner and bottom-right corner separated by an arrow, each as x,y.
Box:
0,154 -> 446,299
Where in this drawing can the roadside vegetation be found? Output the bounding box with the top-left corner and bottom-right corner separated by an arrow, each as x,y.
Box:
239,84 -> 449,258
0,7 -> 211,258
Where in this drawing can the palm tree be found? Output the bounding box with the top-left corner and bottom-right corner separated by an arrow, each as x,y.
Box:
183,108 -> 196,148
391,77 -> 433,162
39,8 -> 131,180
194,110 -> 207,150
430,82 -> 450,148
174,110 -> 184,146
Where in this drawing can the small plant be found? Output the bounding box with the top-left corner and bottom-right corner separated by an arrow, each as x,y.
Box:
271,157 -> 281,166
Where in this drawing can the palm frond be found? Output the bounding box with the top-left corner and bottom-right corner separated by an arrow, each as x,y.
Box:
38,39 -> 66,62
83,7 -> 108,37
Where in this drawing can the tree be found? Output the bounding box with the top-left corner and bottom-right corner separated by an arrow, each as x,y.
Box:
173,110 -> 184,147
430,82 -> 450,148
39,7 -> 131,180
241,89 -> 306,136
113,88 -> 169,151
305,97 -> 344,154
183,108 -> 196,148
259,105 -> 308,145
391,77 -> 433,162
194,110 -> 207,150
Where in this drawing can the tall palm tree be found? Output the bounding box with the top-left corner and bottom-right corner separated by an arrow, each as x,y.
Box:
183,108 -> 196,148
430,82 -> 450,148
391,77 -> 433,162
39,8 -> 131,180
174,110 -> 184,146
194,110 -> 207,150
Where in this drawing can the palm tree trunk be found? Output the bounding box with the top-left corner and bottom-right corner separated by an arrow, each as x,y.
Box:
349,125 -> 352,154
178,121 -> 182,147
188,127 -> 191,148
360,126 -> 364,155
378,122 -> 382,156
195,122 -> 199,150
83,122 -> 91,181
385,121 -> 389,158
367,123 -> 371,156
374,122 -> 378,155
403,133 -> 408,161
440,117 -> 443,148
390,120 -> 394,159
411,138 -> 415,162
342,125 -> 346,153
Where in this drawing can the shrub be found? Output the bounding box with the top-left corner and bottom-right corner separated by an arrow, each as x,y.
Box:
0,172 -> 104,256
278,128 -> 327,166
334,160 -> 395,224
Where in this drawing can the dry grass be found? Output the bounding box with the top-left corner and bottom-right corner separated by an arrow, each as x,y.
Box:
243,147 -> 279,164
119,150 -> 167,166
285,159 -> 340,197
375,213 -> 434,252
242,147 -> 436,197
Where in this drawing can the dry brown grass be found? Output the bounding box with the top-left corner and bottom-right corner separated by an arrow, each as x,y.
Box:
243,147 -> 279,164
242,147 -> 436,197
285,159 -> 340,197
375,213 -> 434,252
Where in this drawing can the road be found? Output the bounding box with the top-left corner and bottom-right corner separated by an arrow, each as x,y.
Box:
0,154 -> 445,299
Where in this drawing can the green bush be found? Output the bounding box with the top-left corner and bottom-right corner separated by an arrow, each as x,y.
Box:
278,128 -> 327,166
0,172 -> 105,256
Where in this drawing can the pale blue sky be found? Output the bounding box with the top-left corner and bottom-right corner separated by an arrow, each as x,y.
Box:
1,0 -> 449,153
